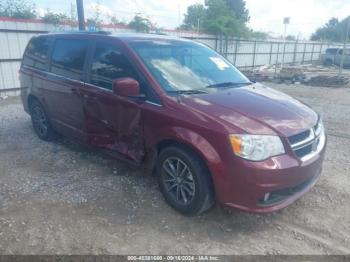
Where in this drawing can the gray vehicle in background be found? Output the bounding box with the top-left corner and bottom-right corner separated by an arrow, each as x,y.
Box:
334,48 -> 350,67
321,48 -> 340,66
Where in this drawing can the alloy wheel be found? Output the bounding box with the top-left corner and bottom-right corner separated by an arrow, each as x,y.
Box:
161,157 -> 196,205
31,105 -> 48,138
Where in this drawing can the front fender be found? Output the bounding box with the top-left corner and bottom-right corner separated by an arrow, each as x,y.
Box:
146,125 -> 224,181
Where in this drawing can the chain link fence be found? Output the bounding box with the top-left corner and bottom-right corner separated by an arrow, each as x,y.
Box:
186,36 -> 342,69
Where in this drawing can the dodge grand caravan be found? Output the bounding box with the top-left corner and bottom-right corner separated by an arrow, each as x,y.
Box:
20,32 -> 326,216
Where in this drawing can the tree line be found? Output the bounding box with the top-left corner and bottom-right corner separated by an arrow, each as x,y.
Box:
1,0 -> 348,42
0,0 -> 263,37
311,16 -> 350,42
0,0 -> 155,32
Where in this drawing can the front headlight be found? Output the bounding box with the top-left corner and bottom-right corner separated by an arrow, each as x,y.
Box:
315,118 -> 325,137
229,134 -> 285,161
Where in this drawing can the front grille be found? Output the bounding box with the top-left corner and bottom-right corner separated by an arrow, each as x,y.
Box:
294,143 -> 313,158
288,122 -> 324,161
288,130 -> 310,145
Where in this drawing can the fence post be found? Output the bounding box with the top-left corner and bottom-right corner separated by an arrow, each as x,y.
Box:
281,39 -> 287,69
302,43 -> 307,64
311,43 -> 315,62
225,35 -> 228,58
274,42 -> 280,78
269,42 -> 273,65
293,40 -> 298,65
215,36 -> 218,52
318,43 -> 323,61
220,34 -> 223,54
252,40 -> 257,70
234,39 -> 238,66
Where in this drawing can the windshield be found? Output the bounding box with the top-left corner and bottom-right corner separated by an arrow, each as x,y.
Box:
129,40 -> 250,93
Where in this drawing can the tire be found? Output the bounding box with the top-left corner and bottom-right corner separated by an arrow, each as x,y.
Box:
156,146 -> 214,216
324,59 -> 332,66
29,99 -> 55,141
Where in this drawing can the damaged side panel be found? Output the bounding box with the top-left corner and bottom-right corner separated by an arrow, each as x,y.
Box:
81,84 -> 144,164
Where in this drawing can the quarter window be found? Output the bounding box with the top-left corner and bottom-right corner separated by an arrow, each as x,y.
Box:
50,39 -> 88,81
22,36 -> 51,70
90,42 -> 137,90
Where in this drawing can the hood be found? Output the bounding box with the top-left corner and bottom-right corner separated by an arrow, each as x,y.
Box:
179,83 -> 318,137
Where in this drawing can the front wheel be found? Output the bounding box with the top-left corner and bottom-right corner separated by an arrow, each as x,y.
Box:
157,146 -> 214,216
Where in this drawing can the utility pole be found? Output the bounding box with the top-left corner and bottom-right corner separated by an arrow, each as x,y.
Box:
339,17 -> 350,76
76,0 -> 85,31
281,17 -> 290,70
177,3 -> 181,28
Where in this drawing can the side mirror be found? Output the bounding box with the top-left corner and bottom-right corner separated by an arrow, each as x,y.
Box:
112,77 -> 140,97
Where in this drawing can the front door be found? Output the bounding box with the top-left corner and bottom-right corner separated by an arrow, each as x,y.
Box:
80,39 -> 145,163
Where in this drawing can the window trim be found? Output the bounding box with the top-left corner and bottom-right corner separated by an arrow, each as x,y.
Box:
22,35 -> 52,72
86,38 -> 162,105
49,37 -> 91,82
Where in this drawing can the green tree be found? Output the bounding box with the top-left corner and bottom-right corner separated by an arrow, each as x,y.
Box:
128,15 -> 151,33
86,18 -> 102,31
41,10 -> 70,25
286,35 -> 296,41
249,30 -> 269,39
180,4 -> 206,30
224,0 -> 249,23
0,0 -> 36,19
203,0 -> 248,36
180,0 -> 249,36
109,16 -> 126,26
311,17 -> 349,42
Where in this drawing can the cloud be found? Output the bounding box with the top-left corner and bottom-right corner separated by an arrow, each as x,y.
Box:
33,0 -> 350,38
245,0 -> 350,38
85,0 -> 203,27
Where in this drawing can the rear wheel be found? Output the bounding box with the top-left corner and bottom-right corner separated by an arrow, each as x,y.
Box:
324,59 -> 332,66
157,146 -> 214,216
29,99 -> 55,141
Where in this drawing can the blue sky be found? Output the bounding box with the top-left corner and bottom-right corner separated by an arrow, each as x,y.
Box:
33,0 -> 350,38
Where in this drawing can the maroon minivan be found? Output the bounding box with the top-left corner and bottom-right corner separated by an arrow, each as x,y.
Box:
20,32 -> 326,216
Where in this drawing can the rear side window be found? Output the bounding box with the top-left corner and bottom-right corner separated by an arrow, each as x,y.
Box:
50,39 -> 88,81
22,36 -> 50,70
90,42 -> 137,90
326,48 -> 338,55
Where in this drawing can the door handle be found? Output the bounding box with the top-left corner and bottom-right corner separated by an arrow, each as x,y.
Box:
83,93 -> 98,100
71,88 -> 79,95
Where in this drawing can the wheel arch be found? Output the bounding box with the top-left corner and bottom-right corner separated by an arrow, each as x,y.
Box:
27,94 -> 39,109
155,138 -> 216,198
153,130 -> 222,192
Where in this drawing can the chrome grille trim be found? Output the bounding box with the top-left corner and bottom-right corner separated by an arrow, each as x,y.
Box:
288,121 -> 326,162
290,130 -> 315,149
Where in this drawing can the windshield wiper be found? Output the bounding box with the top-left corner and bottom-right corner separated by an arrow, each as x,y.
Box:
206,82 -> 253,88
167,89 -> 208,95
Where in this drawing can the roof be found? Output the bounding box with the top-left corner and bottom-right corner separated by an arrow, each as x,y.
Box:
44,31 -> 191,43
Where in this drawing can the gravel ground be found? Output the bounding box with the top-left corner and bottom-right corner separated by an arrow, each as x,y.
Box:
0,83 -> 349,255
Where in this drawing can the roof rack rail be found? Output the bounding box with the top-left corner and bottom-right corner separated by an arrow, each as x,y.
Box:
52,30 -> 112,35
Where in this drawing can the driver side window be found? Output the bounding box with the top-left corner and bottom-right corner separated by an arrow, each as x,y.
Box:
90,42 -> 138,90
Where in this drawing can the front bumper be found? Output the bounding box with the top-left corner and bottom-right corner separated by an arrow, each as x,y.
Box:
214,141 -> 326,213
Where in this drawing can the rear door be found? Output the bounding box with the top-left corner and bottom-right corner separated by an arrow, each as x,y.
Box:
43,37 -> 89,139
80,39 -> 150,163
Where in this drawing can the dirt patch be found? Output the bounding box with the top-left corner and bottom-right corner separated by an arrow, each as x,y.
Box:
0,85 -> 349,255
305,76 -> 349,87
243,64 -> 350,88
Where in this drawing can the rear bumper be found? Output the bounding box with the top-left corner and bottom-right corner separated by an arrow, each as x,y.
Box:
214,141 -> 326,213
